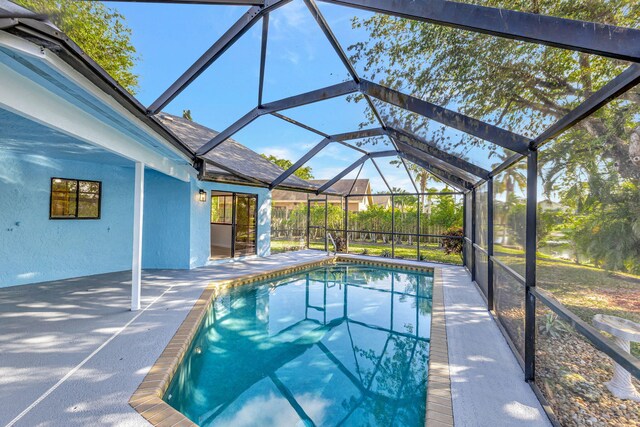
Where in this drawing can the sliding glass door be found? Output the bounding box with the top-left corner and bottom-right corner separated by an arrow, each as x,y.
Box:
234,194 -> 257,257
210,191 -> 258,259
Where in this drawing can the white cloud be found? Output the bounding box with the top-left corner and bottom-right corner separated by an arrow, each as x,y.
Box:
261,146 -> 296,160
315,143 -> 360,161
269,1 -> 319,64
281,48 -> 301,65
271,0 -> 311,33
214,392 -> 330,426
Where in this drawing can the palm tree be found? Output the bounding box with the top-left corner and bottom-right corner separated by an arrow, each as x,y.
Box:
492,153 -> 526,246
391,160 -> 430,208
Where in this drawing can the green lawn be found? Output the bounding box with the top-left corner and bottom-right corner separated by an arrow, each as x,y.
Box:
493,244 -> 640,356
271,239 -> 462,265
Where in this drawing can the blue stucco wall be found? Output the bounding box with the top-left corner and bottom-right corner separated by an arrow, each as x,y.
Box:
0,42 -> 273,284
142,176 -> 272,270
142,176 -> 271,269
142,169 -> 191,269
191,181 -> 272,268
0,152 -> 134,287
0,152 -> 273,285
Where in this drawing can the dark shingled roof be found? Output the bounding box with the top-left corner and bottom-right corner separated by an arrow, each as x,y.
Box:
157,113 -> 318,192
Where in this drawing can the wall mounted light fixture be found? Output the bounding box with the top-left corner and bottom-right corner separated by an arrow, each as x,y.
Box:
198,189 -> 207,202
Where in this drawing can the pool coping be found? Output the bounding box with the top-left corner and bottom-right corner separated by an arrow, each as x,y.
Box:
129,255 -> 452,427
426,268 -> 454,426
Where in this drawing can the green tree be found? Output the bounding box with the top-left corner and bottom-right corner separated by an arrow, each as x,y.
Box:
260,154 -> 314,180
15,0 -> 139,93
391,188 -> 417,207
349,1 -> 640,271
389,159 -> 448,193
349,1 -> 639,167
391,189 -> 418,244
349,1 -> 639,183
389,159 -> 450,214
492,154 -> 526,246
493,155 -> 526,203
285,203 -> 309,232
349,204 -> 392,243
392,161 -> 429,194
429,194 -> 463,230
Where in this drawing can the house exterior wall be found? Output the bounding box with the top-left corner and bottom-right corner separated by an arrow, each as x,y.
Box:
142,169 -> 191,269
143,175 -> 272,270
0,156 -> 274,287
348,200 -> 364,212
272,201 -> 299,213
0,153 -> 134,287
0,152 -> 273,287
0,34 -> 273,286
192,181 -> 272,266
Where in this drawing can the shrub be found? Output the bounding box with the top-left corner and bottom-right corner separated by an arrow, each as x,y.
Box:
381,249 -> 392,258
538,313 -> 570,339
442,226 -> 463,255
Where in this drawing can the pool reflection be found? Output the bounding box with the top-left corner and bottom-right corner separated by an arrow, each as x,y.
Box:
165,264 -> 433,427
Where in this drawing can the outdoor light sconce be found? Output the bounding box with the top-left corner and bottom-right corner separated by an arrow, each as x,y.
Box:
198,189 -> 207,202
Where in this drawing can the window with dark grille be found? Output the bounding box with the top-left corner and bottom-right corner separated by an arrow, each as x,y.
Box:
50,178 -> 101,219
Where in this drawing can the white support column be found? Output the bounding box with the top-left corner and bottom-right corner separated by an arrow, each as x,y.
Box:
131,162 -> 145,311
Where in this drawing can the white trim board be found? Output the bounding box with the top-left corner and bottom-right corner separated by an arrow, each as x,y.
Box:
0,59 -> 192,181
0,31 -> 193,167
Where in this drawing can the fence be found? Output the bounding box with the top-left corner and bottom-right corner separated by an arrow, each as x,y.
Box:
271,192 -> 464,264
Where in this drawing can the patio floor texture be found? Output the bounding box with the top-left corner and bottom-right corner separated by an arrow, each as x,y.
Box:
0,251 -> 550,426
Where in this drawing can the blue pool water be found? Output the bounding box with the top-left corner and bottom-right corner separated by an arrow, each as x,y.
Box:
165,263 -> 433,426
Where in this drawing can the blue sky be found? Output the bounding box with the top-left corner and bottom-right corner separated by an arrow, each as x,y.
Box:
110,0 -> 453,192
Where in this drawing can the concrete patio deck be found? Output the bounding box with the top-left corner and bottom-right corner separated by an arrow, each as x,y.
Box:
0,251 -> 550,426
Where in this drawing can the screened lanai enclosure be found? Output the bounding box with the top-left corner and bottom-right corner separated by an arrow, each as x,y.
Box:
9,0 -> 639,424
270,190 -> 465,264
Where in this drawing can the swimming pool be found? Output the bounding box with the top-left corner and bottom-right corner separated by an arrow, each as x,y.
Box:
164,263 -> 434,426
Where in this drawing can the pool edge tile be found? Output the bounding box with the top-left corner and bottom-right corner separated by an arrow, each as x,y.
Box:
426,268 -> 454,427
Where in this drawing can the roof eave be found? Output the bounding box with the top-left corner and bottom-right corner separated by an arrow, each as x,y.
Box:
202,173 -> 322,194
3,18 -> 195,159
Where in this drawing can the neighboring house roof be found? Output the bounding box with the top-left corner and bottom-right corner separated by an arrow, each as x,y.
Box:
273,179 -> 371,201
271,189 -> 310,202
538,199 -> 565,212
309,179 -> 370,196
157,114 -> 317,192
371,195 -> 391,207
